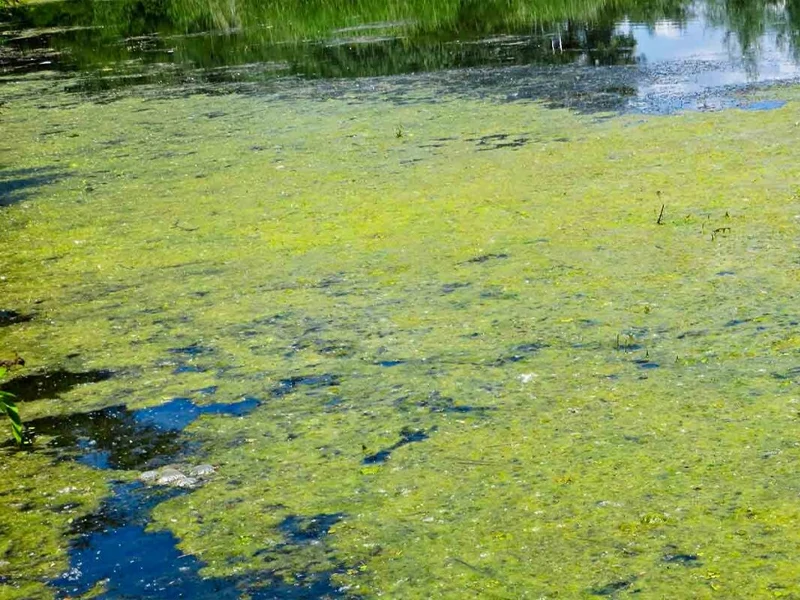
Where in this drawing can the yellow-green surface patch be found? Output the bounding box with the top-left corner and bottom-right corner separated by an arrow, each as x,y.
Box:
0,451 -> 107,599
1,75 -> 800,598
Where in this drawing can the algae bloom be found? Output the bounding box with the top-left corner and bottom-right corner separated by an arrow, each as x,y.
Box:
3,0 -> 800,598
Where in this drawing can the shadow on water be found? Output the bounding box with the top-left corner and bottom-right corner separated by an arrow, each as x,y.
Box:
463,252 -> 509,264
0,369 -> 114,402
0,167 -> 68,207
20,405 -> 184,469
663,552 -> 701,566
272,374 -> 341,398
0,309 -> 34,327
363,425 -> 435,464
255,511 -> 346,556
278,513 -> 344,544
168,342 -> 214,356
492,342 -> 548,366
590,579 -> 637,595
13,396 -> 261,469
408,391 -> 495,415
633,358 -> 660,370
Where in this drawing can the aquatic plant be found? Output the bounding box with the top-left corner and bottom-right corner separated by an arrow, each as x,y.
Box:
4,27 -> 800,597
0,368 -> 22,443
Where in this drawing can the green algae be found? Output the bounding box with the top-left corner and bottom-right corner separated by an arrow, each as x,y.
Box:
1,76 -> 800,598
0,451 -> 108,599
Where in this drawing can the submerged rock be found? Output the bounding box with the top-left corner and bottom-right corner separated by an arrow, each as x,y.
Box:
138,464 -> 216,488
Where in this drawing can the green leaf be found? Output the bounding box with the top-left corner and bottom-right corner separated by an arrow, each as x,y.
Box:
1,399 -> 22,444
0,368 -> 22,443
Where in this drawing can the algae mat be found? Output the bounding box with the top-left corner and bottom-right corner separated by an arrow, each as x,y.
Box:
1,76 -> 800,598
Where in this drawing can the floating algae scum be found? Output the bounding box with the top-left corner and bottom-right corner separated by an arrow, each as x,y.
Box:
3,0 -> 800,598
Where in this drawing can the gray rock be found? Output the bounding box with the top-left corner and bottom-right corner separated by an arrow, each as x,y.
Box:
188,464 -> 216,478
172,476 -> 199,488
139,470 -> 160,483
156,467 -> 188,485
139,465 -> 213,488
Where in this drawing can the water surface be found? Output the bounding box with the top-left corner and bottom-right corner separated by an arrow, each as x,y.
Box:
2,0 -> 800,599
4,0 -> 800,110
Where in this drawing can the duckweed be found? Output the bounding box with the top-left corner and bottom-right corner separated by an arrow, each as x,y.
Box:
0,452 -> 108,599
1,73 -> 800,598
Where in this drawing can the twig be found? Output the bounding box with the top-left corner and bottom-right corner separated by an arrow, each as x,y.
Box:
448,557 -> 495,578
0,354 -> 25,369
656,204 -> 665,225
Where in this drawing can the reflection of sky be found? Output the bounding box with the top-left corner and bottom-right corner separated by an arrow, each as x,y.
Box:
615,10 -> 800,104
618,18 -> 728,62
135,396 -> 261,431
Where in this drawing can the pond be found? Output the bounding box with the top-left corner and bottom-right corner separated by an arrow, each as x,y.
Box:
1,0 -> 800,598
